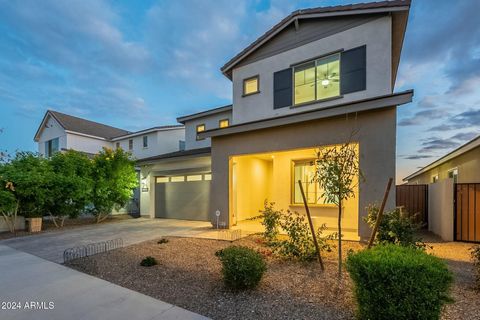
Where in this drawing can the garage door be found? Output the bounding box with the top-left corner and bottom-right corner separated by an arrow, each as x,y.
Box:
155,173 -> 211,221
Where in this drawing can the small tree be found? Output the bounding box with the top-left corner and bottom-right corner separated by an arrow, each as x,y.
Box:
1,152 -> 52,218
90,147 -> 138,223
0,181 -> 19,233
46,150 -> 93,227
314,141 -> 361,277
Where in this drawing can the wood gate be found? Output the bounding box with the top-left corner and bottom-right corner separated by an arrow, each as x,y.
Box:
455,183 -> 480,242
396,184 -> 428,225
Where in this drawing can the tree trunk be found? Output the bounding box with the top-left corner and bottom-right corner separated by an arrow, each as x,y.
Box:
97,212 -> 110,223
338,198 -> 342,278
60,216 -> 66,227
48,212 -> 59,228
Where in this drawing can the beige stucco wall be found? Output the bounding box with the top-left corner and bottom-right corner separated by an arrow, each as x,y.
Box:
407,147 -> 480,184
210,107 -> 397,240
428,179 -> 454,241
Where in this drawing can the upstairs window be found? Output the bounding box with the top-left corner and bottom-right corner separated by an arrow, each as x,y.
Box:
45,137 -> 59,157
294,53 -> 340,106
196,124 -> 205,140
243,75 -> 259,96
128,139 -> 133,150
143,136 -> 148,148
219,119 -> 229,128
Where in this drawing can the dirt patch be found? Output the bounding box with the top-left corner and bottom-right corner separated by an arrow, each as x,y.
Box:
66,235 -> 479,320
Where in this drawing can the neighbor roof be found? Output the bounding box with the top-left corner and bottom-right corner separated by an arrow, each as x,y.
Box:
136,147 -> 211,164
220,0 -> 411,80
403,135 -> 480,182
34,110 -> 131,141
177,105 -> 232,124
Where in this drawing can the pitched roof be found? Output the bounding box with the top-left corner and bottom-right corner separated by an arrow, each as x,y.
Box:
177,105 -> 232,124
136,147 -> 211,164
48,110 -> 130,140
403,135 -> 480,182
220,0 -> 411,79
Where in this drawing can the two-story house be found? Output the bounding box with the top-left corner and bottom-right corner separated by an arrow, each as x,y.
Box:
144,0 -> 412,241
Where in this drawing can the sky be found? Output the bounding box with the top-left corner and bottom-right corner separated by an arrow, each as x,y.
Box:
0,0 -> 479,183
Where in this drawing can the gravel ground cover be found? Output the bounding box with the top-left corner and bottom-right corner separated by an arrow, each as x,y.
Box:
66,234 -> 479,320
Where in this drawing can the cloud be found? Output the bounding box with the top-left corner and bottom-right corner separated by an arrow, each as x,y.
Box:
428,109 -> 480,131
416,130 -> 479,155
403,154 -> 434,160
398,108 -> 449,126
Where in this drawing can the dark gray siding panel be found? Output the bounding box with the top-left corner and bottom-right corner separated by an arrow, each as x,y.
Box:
155,181 -> 211,221
237,14 -> 382,69
340,45 -> 366,94
273,68 -> 293,109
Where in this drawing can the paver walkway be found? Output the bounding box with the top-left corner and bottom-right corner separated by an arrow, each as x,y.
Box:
0,245 -> 210,320
0,218 -> 211,263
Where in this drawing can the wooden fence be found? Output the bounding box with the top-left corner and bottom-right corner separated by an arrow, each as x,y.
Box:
395,184 -> 429,226
455,183 -> 480,242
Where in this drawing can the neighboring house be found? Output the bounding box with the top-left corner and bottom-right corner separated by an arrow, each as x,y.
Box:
403,135 -> 480,184
138,0 -> 413,241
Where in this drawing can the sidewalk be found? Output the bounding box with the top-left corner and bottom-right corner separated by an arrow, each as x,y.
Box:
0,245 -> 210,320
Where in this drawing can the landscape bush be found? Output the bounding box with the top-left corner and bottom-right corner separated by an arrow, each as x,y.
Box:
472,245 -> 480,290
256,202 -> 334,261
216,246 -> 266,289
365,204 -> 426,249
140,256 -> 157,267
346,244 -> 453,320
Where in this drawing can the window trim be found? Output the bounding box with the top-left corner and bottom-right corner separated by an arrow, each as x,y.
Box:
219,119 -> 230,128
292,52 -> 341,107
142,135 -> 148,149
242,75 -> 260,97
45,137 -> 59,157
128,139 -> 133,150
196,124 -> 206,141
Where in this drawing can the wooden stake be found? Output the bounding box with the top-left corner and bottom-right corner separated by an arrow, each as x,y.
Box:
367,177 -> 393,249
298,180 -> 325,271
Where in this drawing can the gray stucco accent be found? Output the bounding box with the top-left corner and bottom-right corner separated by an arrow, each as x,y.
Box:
237,14 -> 381,69
209,106 -> 397,240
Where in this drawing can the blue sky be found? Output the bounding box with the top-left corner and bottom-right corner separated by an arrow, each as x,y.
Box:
0,0 -> 479,182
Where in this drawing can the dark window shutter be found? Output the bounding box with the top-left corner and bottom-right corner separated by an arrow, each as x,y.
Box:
273,68 -> 292,109
340,45 -> 366,95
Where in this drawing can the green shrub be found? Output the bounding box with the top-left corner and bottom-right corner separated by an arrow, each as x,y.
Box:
346,244 -> 453,320
276,209 -> 334,261
140,256 -> 157,267
254,201 -> 282,245
472,245 -> 480,290
365,205 -> 426,249
216,246 -> 266,289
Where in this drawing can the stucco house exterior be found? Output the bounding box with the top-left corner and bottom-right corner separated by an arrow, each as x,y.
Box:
403,135 -> 480,185
33,0 -> 413,241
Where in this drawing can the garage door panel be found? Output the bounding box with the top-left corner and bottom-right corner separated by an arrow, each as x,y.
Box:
155,180 -> 211,221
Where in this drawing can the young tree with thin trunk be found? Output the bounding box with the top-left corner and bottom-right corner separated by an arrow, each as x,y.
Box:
314,140 -> 361,277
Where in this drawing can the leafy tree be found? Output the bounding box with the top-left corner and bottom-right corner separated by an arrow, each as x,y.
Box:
90,147 -> 138,223
314,142 -> 362,277
0,180 -> 19,233
0,152 -> 52,218
45,150 -> 93,227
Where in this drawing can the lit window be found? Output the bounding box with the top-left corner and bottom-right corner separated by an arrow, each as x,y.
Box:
294,53 -> 340,105
187,175 -> 202,181
128,139 -> 133,150
143,136 -> 148,148
196,124 -> 205,141
448,169 -> 458,183
45,137 -> 59,157
171,176 -> 185,182
219,119 -> 229,128
292,160 -> 331,205
243,76 -> 259,96
156,177 -> 169,183
204,173 -> 212,181
432,175 -> 439,183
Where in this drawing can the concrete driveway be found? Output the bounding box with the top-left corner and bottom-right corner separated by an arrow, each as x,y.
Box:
0,218 -> 211,263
